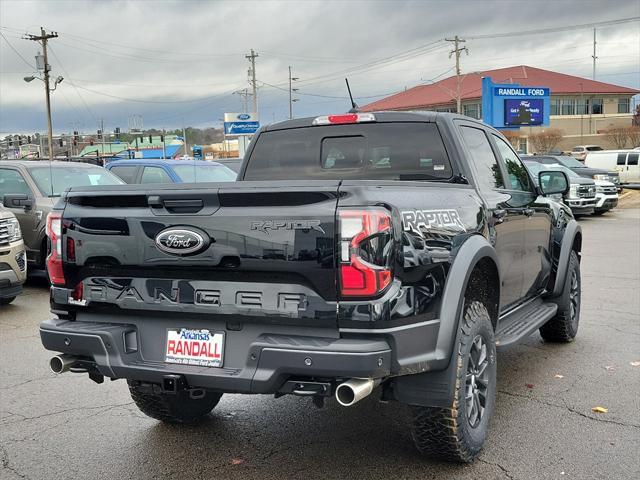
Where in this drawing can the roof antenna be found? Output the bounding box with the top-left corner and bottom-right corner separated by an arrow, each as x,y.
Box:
345,78 -> 360,113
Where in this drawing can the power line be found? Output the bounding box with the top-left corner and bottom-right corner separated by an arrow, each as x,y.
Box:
445,36 -> 468,114
0,31 -> 35,69
47,45 -> 97,123
466,16 -> 640,39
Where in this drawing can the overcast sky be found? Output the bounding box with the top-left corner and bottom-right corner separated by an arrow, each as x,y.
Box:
0,0 -> 639,135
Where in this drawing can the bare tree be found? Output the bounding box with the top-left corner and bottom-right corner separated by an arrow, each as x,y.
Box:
627,126 -> 640,148
529,129 -> 563,154
604,128 -> 629,149
501,130 -> 522,150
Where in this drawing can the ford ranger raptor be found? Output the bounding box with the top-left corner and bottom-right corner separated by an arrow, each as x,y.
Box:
40,112 -> 582,462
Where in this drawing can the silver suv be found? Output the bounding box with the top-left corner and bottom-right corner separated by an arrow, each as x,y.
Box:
0,207 -> 27,304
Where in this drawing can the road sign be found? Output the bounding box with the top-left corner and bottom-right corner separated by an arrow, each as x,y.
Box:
223,112 -> 260,136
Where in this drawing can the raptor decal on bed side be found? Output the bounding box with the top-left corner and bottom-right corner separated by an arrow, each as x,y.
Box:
401,209 -> 466,233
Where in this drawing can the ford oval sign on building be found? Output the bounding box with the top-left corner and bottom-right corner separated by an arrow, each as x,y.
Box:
155,227 -> 210,256
224,112 -> 260,136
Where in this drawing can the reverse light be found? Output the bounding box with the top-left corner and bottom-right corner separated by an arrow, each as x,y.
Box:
46,212 -> 65,285
338,208 -> 392,298
312,113 -> 376,125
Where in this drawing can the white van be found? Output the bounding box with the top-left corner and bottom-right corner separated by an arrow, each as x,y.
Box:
585,150 -> 639,184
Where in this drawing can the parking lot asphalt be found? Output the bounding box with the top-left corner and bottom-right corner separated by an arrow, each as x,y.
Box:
1,205 -> 639,480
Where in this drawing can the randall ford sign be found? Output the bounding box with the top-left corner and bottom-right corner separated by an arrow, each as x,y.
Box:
224,112 -> 260,136
494,87 -> 550,97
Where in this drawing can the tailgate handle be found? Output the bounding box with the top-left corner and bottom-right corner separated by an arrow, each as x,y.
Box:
147,196 -> 204,213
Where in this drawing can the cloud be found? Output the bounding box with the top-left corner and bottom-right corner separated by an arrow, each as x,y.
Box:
0,0 -> 638,134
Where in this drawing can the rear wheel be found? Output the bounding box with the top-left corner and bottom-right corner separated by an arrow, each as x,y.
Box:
410,301 -> 497,463
128,381 -> 222,424
540,250 -> 581,342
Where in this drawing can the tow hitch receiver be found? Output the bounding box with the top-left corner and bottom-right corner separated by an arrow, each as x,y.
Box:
278,380 -> 333,397
162,374 -> 187,394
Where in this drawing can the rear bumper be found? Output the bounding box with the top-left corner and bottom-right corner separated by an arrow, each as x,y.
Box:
40,318 -> 392,393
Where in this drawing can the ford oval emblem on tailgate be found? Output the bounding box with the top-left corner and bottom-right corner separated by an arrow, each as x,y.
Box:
155,227 -> 209,256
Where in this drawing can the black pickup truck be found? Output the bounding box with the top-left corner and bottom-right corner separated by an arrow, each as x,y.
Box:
40,112 -> 582,462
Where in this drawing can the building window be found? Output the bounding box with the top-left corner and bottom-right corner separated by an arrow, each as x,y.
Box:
561,98 -> 576,115
550,99 -> 560,116
463,103 -> 481,119
618,98 -> 631,114
576,98 -> 589,115
435,106 -> 455,113
591,98 -> 603,114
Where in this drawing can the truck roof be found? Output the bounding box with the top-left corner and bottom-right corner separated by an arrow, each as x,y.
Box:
262,111 -> 480,132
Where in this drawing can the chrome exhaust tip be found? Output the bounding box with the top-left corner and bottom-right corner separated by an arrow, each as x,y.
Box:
49,354 -> 78,374
335,378 -> 377,407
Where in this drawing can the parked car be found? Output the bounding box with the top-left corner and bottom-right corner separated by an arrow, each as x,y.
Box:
585,150 -> 640,185
570,145 -> 603,160
524,161 -> 596,216
106,159 -> 237,184
213,158 -> 243,173
523,154 -> 621,191
41,112 -> 582,463
0,161 -> 123,270
0,206 -> 27,304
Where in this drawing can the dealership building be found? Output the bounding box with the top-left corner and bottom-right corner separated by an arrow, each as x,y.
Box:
362,65 -> 638,152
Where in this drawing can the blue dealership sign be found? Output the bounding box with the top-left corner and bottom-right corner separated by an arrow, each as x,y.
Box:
482,77 -> 550,129
223,112 -> 260,136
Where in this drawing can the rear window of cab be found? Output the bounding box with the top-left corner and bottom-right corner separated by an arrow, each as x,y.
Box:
243,123 -> 452,181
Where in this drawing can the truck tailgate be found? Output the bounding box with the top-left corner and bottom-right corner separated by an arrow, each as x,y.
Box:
60,181 -> 340,328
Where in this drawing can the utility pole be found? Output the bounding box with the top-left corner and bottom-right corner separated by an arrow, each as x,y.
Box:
592,28 -> 597,80
100,119 -> 105,159
288,66 -> 299,120
24,27 -> 58,160
183,124 -> 188,156
445,35 -> 468,114
234,88 -> 252,113
246,49 -> 259,113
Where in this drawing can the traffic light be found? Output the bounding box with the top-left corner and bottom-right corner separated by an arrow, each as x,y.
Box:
90,139 -> 94,146
160,135 -> 164,142
97,129 -> 102,140
114,127 -> 121,139
149,135 -> 152,143
73,131 -> 79,140
27,136 -> 32,144
59,138 -> 64,147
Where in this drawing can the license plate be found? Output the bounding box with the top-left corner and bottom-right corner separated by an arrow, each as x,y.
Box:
165,328 -> 224,367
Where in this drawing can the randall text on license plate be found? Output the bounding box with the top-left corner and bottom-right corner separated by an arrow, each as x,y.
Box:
165,328 -> 224,367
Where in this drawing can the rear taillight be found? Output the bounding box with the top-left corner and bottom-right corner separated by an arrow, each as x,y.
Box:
338,208 -> 393,298
312,113 -> 376,125
46,212 -> 65,285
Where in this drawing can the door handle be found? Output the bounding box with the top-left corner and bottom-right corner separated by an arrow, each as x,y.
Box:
524,208 -> 535,217
493,209 -> 507,223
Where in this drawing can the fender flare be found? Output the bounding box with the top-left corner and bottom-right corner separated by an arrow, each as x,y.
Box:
435,234 -> 499,363
552,219 -> 581,297
389,234 -> 500,407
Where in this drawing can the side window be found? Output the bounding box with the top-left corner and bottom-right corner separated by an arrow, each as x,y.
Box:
492,135 -> 533,192
0,169 -> 31,196
109,166 -> 139,184
460,126 -> 504,190
628,153 -> 639,166
616,153 -> 627,166
140,167 -> 172,184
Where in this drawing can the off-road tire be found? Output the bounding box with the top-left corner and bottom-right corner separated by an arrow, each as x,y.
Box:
0,296 -> 16,305
540,250 -> 581,342
410,301 -> 497,463
128,381 -> 222,424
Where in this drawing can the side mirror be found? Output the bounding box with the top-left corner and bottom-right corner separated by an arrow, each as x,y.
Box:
3,193 -> 34,210
538,171 -> 569,196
